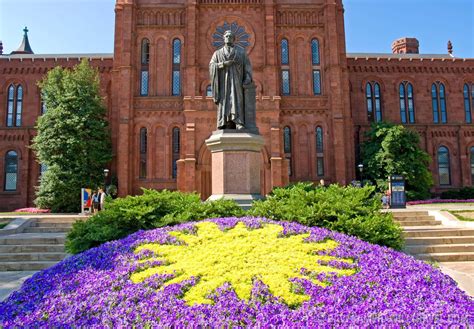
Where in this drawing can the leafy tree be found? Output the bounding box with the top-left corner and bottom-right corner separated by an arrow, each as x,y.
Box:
360,122 -> 432,200
32,59 -> 112,212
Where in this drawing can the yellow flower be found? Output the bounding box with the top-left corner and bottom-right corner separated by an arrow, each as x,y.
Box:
131,222 -> 356,307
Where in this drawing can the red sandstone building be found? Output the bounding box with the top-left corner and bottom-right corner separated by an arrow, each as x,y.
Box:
0,0 -> 473,211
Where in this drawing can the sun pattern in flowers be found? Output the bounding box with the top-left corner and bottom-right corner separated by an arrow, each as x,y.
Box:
131,221 -> 356,307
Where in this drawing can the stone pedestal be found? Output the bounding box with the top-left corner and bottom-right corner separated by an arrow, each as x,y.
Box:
205,130 -> 265,208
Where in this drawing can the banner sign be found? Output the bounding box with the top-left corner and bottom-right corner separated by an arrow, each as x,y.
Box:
389,176 -> 406,208
81,188 -> 92,214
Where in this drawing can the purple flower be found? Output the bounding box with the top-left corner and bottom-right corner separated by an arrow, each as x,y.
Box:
0,217 -> 472,327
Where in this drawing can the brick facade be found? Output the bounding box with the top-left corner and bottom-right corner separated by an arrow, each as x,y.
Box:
0,0 -> 473,211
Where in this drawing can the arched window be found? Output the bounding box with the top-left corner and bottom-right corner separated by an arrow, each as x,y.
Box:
206,85 -> 212,97
16,86 -> 23,126
316,126 -> 324,177
280,39 -> 290,95
432,82 -> 447,124
139,128 -> 147,178
6,85 -> 15,127
399,82 -> 415,124
437,146 -> 450,186
140,39 -> 150,96
366,82 -> 382,122
4,150 -> 18,191
172,39 -> 181,96
283,126 -> 292,176
471,146 -> 474,185
464,84 -> 473,124
172,127 -> 180,179
40,92 -> 47,115
311,39 -> 321,95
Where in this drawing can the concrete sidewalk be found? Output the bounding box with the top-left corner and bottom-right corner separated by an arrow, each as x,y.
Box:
0,271 -> 36,301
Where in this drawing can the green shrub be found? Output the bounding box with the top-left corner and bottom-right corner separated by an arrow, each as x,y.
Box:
66,189 -> 244,254
248,182 -> 404,250
440,187 -> 474,200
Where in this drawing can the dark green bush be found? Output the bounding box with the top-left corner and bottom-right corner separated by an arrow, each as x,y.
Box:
66,189 -> 244,254
440,187 -> 474,200
248,182 -> 404,250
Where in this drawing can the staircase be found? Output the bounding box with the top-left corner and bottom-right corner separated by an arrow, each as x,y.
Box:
393,211 -> 474,262
0,217 -> 81,271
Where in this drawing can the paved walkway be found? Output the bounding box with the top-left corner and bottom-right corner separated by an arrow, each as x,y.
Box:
0,271 -> 36,301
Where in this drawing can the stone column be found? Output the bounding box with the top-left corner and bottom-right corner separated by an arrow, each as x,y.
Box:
205,130 -> 264,208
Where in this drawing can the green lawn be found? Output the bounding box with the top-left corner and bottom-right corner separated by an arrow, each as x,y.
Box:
448,210 -> 474,222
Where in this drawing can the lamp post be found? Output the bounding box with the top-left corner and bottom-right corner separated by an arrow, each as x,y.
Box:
358,164 -> 364,187
103,168 -> 109,190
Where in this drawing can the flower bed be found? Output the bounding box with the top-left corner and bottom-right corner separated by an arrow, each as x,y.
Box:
13,208 -> 51,213
1,217 -> 472,326
407,199 -> 474,205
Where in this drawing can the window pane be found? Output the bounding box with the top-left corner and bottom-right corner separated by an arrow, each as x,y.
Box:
312,70 -> 321,95
172,128 -> 180,179
40,163 -> 48,176
139,128 -> 147,178
15,86 -> 23,127
399,84 -> 406,123
173,39 -> 181,64
471,147 -> 474,184
281,39 -> 289,65
440,98 -> 447,123
316,127 -> 323,153
311,39 -> 320,65
172,71 -> 181,96
140,71 -> 149,96
465,84 -> 472,124
141,39 -> 150,65
317,157 -> 324,177
438,147 -> 450,186
206,85 -> 212,97
432,97 -> 439,123
286,156 -> 292,176
408,98 -> 415,123
282,70 -> 290,95
5,151 -> 18,191
283,127 -> 291,153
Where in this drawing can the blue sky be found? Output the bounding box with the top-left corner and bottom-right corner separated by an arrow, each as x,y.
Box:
1,0 -> 473,57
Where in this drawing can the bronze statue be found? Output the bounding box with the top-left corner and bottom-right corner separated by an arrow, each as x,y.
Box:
209,30 -> 253,130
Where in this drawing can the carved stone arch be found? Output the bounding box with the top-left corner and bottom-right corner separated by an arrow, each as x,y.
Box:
2,78 -> 28,95
2,147 -> 23,160
252,78 -> 263,95
466,143 -> 474,156
200,80 -> 212,95
361,77 -> 386,93
394,78 -> 415,93
435,141 -> 456,157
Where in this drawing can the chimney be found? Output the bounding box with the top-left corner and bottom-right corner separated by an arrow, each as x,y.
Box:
391,37 -> 419,54
0,41 -> 3,55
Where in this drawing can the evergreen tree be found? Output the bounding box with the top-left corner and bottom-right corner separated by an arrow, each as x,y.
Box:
32,59 -> 112,212
361,122 -> 433,200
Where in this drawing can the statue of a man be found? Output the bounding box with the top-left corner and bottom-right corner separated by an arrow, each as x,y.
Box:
209,30 -> 253,130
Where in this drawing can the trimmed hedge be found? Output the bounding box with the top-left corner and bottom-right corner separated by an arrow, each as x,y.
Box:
66,189 -> 244,254
441,187 -> 474,200
247,183 -> 404,250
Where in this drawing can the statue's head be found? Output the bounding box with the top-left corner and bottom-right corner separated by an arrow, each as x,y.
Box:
223,30 -> 235,46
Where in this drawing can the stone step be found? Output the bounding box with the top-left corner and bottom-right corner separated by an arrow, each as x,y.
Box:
404,229 -> 474,238
0,252 -> 68,262
396,220 -> 441,226
406,236 -> 474,245
391,211 -> 429,217
23,227 -> 71,233
34,218 -> 83,224
0,261 -> 60,271
30,222 -> 73,228
404,244 -> 474,254
393,216 -> 435,221
0,244 -> 65,253
415,252 -> 474,262
0,235 -> 65,245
